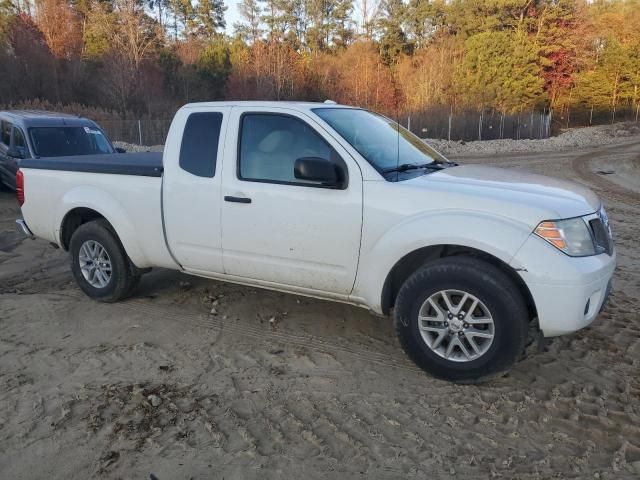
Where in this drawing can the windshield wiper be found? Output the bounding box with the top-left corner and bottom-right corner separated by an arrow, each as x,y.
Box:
382,162 -> 446,174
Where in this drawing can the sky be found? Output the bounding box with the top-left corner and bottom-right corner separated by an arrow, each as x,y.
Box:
224,1 -> 241,34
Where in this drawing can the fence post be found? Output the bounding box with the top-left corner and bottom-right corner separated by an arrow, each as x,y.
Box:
138,120 -> 143,145
530,110 -> 534,139
636,103 -> 639,123
478,110 -> 483,141
589,105 -> 594,126
448,109 -> 452,141
407,115 -> 411,132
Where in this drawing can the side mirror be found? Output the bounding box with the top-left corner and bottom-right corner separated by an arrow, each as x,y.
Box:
115,147 -> 126,153
294,157 -> 340,187
7,147 -> 26,159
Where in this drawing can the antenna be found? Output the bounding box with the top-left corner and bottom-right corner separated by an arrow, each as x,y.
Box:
395,97 -> 400,182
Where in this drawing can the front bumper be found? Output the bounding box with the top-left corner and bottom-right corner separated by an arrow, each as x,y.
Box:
16,218 -> 35,238
510,234 -> 616,337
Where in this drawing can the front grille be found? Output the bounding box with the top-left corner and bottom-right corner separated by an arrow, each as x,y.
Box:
589,217 -> 613,255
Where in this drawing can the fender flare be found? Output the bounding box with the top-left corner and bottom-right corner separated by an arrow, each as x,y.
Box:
354,210 -> 534,313
56,186 -> 150,267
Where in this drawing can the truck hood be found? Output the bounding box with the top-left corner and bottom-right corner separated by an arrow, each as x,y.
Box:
405,164 -> 601,226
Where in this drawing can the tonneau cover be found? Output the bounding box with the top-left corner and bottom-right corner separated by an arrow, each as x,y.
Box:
19,152 -> 163,177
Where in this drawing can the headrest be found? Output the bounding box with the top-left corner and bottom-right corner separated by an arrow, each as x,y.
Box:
258,130 -> 294,153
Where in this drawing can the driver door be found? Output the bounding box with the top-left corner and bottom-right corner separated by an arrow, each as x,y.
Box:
220,107 -> 363,295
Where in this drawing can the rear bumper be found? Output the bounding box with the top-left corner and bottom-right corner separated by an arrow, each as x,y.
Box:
16,218 -> 34,238
510,235 -> 616,337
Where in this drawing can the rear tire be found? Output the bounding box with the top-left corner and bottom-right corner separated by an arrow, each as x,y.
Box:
69,219 -> 136,302
394,256 -> 528,383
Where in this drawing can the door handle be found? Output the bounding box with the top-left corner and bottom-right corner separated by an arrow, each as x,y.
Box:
224,195 -> 251,204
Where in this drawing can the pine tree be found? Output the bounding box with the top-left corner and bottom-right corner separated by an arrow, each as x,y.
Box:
376,0 -> 409,64
460,30 -> 544,112
194,0 -> 226,37
235,0 -> 263,43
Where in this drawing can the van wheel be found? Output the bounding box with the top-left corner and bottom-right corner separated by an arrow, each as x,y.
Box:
69,219 -> 136,302
394,257 -> 528,383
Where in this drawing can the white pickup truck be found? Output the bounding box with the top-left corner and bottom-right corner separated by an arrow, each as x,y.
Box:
15,102 -> 615,382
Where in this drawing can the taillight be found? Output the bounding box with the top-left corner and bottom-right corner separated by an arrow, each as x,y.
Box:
16,169 -> 24,206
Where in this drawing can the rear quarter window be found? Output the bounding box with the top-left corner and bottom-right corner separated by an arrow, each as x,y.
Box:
179,112 -> 223,178
1,121 -> 11,146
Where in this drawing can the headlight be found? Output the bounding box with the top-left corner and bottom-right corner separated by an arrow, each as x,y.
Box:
534,217 -> 596,256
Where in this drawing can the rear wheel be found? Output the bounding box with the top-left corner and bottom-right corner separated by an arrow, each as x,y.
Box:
394,256 -> 528,383
69,219 -> 137,302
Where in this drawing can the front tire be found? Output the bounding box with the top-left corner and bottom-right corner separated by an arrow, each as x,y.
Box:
394,257 -> 528,383
69,219 -> 137,302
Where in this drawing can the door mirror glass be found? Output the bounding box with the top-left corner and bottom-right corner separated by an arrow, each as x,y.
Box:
294,157 -> 339,186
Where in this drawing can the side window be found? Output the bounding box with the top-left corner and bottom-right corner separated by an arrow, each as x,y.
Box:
239,114 -> 336,185
13,127 -> 26,148
0,121 -> 12,146
179,112 -> 223,177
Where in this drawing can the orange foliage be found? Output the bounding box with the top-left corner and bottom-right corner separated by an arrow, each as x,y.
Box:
309,41 -> 400,114
227,40 -> 400,114
34,0 -> 82,59
226,40 -> 308,100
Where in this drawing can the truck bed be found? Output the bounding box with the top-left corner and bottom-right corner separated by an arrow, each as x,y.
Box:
20,152 -> 163,177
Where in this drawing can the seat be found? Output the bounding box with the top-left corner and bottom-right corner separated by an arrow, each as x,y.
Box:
243,130 -> 296,182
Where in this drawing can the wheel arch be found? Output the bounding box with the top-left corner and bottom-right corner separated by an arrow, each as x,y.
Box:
60,207 -> 111,251
380,244 -> 537,321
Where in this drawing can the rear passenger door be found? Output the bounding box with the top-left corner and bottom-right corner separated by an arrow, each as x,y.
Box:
162,106 -> 230,273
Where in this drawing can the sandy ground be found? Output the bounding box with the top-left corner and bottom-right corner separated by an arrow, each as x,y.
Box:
1,138 -> 640,479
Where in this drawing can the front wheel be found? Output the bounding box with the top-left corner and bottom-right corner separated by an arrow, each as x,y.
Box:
394,257 -> 529,383
69,219 -> 138,302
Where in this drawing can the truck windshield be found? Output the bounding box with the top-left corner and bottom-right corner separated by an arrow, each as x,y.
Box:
313,108 -> 448,176
29,126 -> 114,157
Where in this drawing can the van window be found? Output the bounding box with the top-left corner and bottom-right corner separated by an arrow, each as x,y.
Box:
179,112 -> 223,178
1,121 -> 11,146
13,128 -> 26,149
29,126 -> 114,157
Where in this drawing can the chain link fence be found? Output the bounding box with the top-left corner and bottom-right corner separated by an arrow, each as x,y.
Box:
404,107 -> 552,141
98,119 -> 173,146
552,105 -> 640,131
95,105 -> 640,146
405,104 -> 640,141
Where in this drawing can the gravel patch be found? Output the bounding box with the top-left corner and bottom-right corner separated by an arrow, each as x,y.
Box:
426,122 -> 640,156
113,141 -> 164,153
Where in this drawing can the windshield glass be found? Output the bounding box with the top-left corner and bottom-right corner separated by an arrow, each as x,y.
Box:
313,108 -> 447,173
29,126 -> 114,157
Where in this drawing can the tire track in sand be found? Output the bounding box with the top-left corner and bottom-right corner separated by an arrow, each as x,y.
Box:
570,141 -> 640,204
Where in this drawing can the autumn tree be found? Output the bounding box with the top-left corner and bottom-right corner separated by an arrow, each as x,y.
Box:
34,0 -> 82,59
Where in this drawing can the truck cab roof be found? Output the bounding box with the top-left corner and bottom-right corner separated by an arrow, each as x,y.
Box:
181,101 -> 354,113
